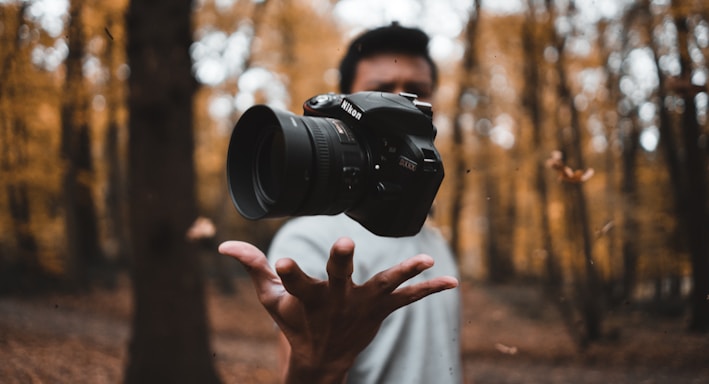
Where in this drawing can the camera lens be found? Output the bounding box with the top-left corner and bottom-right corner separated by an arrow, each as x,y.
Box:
254,129 -> 284,204
227,105 -> 367,220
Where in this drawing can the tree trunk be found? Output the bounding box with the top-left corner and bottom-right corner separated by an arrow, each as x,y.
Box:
449,0 -> 480,262
0,3 -> 41,289
551,2 -> 603,344
7,146 -> 41,282
124,0 -> 220,382
523,0 -> 585,348
672,14 -> 709,332
483,163 -> 516,283
620,115 -> 640,301
61,0 -> 101,288
103,17 -> 130,269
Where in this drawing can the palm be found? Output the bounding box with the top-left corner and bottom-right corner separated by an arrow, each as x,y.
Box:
219,237 -> 458,383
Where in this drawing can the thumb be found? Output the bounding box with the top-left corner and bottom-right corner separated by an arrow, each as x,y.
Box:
219,241 -> 279,298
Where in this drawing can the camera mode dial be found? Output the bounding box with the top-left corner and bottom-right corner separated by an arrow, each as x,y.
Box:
306,93 -> 342,110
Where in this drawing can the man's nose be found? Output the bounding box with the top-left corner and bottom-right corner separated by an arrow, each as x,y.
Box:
392,85 -> 407,95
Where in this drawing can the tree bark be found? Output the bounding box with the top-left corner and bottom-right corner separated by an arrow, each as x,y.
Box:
0,3 -> 41,289
672,13 -> 709,332
61,0 -> 101,288
124,0 -> 220,382
449,1 -> 480,262
103,17 -> 130,269
523,0 -> 585,348
550,0 -> 603,344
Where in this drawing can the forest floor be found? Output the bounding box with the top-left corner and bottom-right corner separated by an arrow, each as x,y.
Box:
1,275 -> 708,384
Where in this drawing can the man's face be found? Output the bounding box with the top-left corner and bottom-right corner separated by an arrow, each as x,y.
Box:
350,53 -> 434,102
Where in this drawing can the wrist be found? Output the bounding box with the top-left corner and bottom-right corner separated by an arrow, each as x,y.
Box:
284,355 -> 349,384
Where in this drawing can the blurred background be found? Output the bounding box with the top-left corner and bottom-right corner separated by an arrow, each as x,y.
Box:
0,0 -> 708,383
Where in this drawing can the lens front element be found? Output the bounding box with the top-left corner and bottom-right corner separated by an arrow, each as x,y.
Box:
254,128 -> 284,205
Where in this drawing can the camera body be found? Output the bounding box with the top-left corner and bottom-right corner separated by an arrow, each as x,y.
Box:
226,91 -> 444,237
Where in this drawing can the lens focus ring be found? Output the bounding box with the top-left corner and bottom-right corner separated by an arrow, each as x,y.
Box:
304,118 -> 333,211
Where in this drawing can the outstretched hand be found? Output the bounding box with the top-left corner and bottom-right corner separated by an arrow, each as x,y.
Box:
218,237 -> 458,384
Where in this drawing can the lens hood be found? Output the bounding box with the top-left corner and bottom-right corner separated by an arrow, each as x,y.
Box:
226,105 -> 314,219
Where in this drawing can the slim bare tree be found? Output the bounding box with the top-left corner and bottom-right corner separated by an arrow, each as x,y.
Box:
667,6 -> 709,332
103,16 -> 130,271
0,3 -> 41,290
61,0 -> 101,288
549,0 -> 603,345
449,0 -> 480,260
522,0 -> 586,348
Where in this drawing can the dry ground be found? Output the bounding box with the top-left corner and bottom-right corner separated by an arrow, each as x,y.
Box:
1,275 -> 708,383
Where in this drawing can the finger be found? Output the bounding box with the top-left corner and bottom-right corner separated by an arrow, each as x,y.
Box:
275,258 -> 321,304
219,241 -> 281,300
326,237 -> 355,289
368,254 -> 435,294
389,276 -> 459,310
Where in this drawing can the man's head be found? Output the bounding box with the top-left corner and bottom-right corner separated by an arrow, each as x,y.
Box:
338,23 -> 438,102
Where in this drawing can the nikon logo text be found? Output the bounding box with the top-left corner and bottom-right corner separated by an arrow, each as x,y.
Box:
341,100 -> 362,120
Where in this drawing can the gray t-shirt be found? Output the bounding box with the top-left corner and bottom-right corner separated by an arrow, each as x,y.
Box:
268,214 -> 462,384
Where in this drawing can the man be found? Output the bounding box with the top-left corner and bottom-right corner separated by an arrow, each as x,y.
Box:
219,24 -> 462,383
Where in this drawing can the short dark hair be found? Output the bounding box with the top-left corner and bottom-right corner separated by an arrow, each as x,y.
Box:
338,23 -> 438,94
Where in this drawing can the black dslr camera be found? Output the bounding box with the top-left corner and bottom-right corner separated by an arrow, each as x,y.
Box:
226,91 -> 444,237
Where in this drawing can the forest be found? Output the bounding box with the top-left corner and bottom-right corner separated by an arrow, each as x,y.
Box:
0,0 -> 708,382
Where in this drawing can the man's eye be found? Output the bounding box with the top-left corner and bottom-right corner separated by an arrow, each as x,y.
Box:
374,86 -> 395,93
